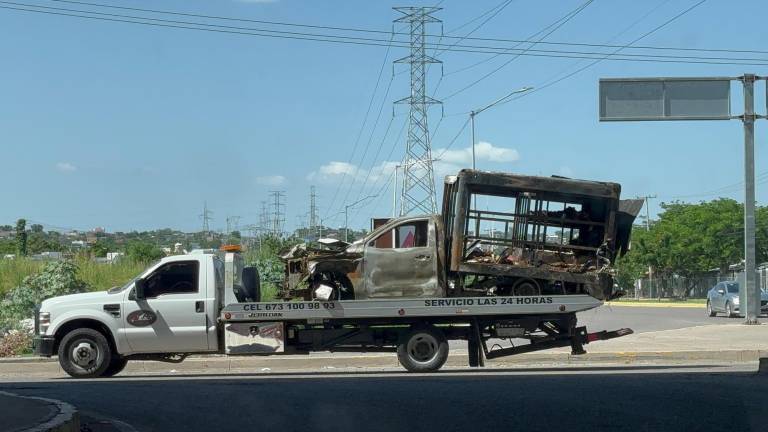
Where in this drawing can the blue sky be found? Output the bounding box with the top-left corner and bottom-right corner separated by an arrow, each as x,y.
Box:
1,0 -> 766,233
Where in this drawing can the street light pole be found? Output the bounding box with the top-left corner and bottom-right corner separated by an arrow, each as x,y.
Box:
344,195 -> 376,243
392,164 -> 402,218
468,86 -> 532,211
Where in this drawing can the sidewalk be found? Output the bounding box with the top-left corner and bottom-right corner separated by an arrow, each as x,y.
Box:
0,390 -> 79,432
1,324 -> 765,376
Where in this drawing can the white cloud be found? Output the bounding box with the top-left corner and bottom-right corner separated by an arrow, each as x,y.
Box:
435,141 -> 520,166
320,161 -> 357,176
55,162 -> 77,173
255,175 -> 286,186
307,161 -> 360,182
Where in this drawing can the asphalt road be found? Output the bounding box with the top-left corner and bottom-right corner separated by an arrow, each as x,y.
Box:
576,304 -> 732,334
2,365 -> 766,432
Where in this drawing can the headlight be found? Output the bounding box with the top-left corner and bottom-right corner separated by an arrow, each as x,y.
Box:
733,297 -> 739,305
38,312 -> 50,335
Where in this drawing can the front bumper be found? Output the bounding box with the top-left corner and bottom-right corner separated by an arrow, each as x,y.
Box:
33,336 -> 55,357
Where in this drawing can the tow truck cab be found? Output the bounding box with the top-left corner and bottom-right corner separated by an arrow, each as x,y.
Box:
34,250 -> 248,376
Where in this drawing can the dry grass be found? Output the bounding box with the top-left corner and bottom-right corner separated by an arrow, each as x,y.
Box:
0,258 -> 148,297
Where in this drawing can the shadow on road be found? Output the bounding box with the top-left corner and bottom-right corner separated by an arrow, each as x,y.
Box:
52,362 -> 740,381
3,366 -> 766,432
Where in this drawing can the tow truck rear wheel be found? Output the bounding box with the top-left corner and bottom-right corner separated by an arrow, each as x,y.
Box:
397,325 -> 448,373
58,328 -> 112,378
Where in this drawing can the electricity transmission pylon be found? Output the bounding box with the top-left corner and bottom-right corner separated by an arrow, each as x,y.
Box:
394,6 -> 442,215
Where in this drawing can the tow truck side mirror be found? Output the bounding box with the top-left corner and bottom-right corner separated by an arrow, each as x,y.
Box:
135,278 -> 147,300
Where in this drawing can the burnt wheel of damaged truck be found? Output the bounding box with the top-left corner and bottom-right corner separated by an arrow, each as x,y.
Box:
312,272 -> 354,301
397,326 -> 449,373
512,279 -> 541,296
57,328 -> 113,378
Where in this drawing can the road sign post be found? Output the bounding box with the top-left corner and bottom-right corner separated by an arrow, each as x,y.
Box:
599,75 -> 764,324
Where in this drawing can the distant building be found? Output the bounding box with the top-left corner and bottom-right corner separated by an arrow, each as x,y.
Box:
106,252 -> 124,263
71,240 -> 86,248
30,251 -> 63,261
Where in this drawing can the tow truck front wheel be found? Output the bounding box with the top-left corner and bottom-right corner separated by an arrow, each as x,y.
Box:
397,326 -> 449,373
58,328 -> 112,378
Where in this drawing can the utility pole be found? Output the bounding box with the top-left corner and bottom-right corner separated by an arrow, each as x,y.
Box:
199,202 -> 213,237
309,186 -> 319,240
225,215 -> 240,243
394,6 -> 442,216
258,201 -> 269,234
639,194 -> 657,299
269,191 -> 286,238
392,163 -> 402,218
740,74 -> 759,324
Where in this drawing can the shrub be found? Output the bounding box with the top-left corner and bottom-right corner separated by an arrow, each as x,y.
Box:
0,329 -> 32,357
0,261 -> 89,325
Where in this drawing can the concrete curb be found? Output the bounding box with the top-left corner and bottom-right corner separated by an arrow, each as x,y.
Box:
604,302 -> 705,308
1,349 -> 765,375
0,390 -> 79,432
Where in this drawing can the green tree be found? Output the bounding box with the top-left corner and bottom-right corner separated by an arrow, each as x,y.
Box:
91,241 -> 110,258
30,224 -> 43,233
126,241 -> 165,263
15,219 -> 27,257
618,199 -> 768,297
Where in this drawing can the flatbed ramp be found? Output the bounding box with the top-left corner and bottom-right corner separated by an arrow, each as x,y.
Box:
221,295 -> 602,322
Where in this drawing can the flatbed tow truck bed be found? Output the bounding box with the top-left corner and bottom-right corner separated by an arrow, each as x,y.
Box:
220,295 -> 632,371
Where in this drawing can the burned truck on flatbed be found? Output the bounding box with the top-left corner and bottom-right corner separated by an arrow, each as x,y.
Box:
281,169 -> 642,302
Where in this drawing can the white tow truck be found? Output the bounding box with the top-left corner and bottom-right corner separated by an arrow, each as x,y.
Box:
34,245 -> 631,378
35,172 -> 643,378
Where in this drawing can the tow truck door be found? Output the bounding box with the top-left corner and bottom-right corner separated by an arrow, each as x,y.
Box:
361,217 -> 439,298
121,258 -> 210,353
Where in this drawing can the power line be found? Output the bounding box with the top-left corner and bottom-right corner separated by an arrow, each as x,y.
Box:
346,115 -> 396,215
324,30 -> 396,219
350,116 -> 409,221
507,0 -> 710,104
424,0 -> 514,99
2,3 -> 767,67
669,172 -> 768,199
338,70 -> 395,214
41,0 -> 767,57
443,0 -> 595,100
432,0 -> 514,59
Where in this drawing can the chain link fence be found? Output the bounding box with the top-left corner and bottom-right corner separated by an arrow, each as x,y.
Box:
630,272 -> 766,299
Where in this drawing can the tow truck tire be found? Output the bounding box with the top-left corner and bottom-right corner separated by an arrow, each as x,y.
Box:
102,357 -> 129,377
58,328 -> 112,379
397,326 -> 449,373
